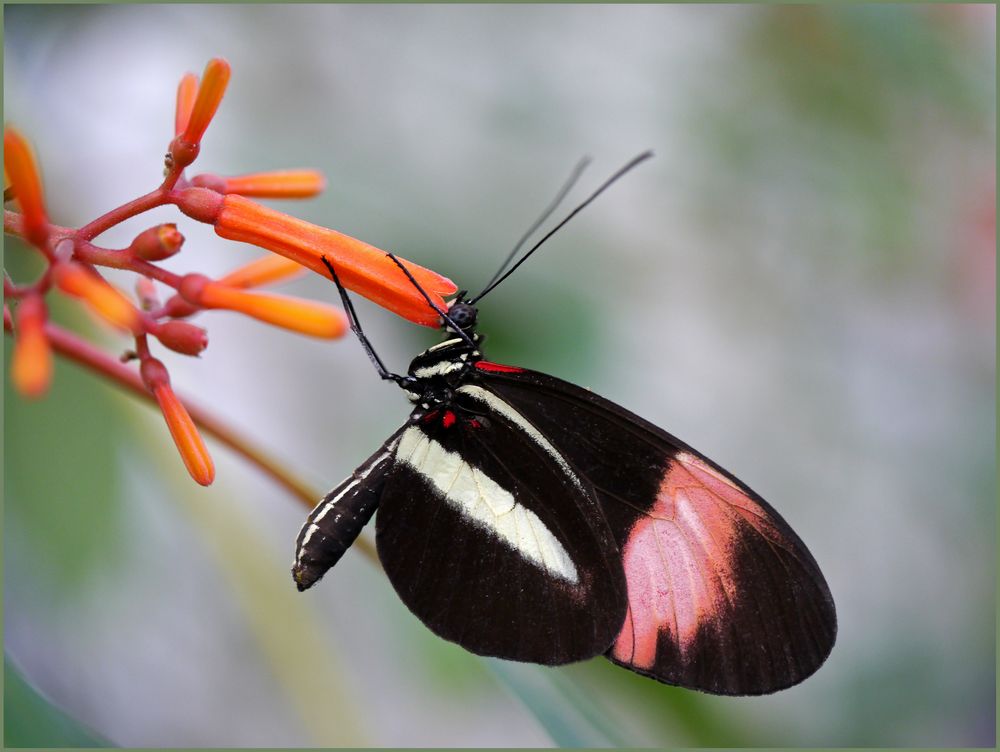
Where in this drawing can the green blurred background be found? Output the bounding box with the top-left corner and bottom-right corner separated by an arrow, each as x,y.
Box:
3,4 -> 995,747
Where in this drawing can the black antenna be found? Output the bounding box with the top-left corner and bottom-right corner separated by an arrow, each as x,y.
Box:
478,156 -> 591,295
470,150 -> 653,304
383,253 -> 477,348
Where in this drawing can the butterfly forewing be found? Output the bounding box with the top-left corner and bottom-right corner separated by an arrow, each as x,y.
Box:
474,362 -> 837,695
374,390 -> 629,666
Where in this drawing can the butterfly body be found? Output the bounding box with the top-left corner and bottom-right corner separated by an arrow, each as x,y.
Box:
293,328 -> 837,695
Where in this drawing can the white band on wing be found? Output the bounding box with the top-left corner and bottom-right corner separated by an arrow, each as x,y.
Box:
395,426 -> 579,584
457,385 -> 584,492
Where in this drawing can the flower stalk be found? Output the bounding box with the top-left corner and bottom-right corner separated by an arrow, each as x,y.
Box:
5,56 -> 456,489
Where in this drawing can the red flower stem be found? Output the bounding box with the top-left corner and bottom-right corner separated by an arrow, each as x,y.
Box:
1,319 -> 378,564
8,210 -> 183,288
162,165 -> 186,192
4,210 -> 75,247
76,188 -> 170,241
75,241 -> 184,288
134,332 -> 152,359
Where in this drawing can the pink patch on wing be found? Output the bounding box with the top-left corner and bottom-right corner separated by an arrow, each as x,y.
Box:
474,361 -> 524,373
610,452 -> 771,669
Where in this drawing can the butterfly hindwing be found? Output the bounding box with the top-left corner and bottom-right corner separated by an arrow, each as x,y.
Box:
375,391 -> 629,666
474,361 -> 837,695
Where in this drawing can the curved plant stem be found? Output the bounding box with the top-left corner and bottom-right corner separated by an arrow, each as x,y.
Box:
2,320 -> 378,564
76,188 -> 169,241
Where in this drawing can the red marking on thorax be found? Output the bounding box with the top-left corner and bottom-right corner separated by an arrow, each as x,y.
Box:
474,361 -> 524,373
442,410 -> 457,428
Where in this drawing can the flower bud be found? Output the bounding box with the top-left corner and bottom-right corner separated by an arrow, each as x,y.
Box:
131,224 -> 184,261
177,273 -> 347,338
4,127 -> 50,249
135,277 -> 161,311
11,294 -> 52,399
192,169 -> 326,199
153,320 -> 208,356
170,58 -> 231,171
141,357 -> 214,486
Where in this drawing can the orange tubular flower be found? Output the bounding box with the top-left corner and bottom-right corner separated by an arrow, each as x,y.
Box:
53,262 -> 144,334
11,295 -> 52,399
191,169 -> 327,199
175,189 -> 457,327
217,254 -> 307,289
178,273 -> 348,339
174,73 -> 199,136
141,357 -> 215,486
170,58 -> 230,169
4,127 -> 50,249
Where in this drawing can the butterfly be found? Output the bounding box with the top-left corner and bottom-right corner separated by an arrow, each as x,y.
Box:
292,154 -> 836,695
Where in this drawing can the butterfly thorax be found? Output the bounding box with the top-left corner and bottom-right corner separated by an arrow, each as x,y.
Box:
402,334 -> 484,419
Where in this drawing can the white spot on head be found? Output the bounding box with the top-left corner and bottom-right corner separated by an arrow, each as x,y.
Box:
395,427 -> 578,583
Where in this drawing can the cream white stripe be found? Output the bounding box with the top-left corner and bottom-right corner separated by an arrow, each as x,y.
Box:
427,338 -> 462,352
295,448 -> 394,567
395,427 -> 578,583
313,479 -> 360,523
310,449 -> 392,524
413,360 -> 465,379
456,385 -> 583,491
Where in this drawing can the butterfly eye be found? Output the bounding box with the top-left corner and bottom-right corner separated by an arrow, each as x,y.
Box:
447,302 -> 477,330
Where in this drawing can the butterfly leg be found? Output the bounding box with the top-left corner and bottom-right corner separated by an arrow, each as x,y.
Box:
320,255 -> 414,388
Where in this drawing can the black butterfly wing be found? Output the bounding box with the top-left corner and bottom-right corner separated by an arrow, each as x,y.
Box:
473,361 -> 837,695
374,392 -> 629,666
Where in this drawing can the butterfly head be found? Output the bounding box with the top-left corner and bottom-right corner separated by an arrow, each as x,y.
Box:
445,292 -> 478,332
